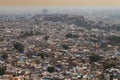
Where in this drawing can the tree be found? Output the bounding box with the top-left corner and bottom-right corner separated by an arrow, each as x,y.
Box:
47,66 -> 55,73
19,31 -> 34,38
13,42 -> 24,52
36,52 -> 49,59
103,62 -> 116,69
26,53 -> 32,58
35,60 -> 40,64
0,67 -> 6,75
37,52 -> 45,59
62,44 -> 69,50
1,53 -> 8,60
65,33 -> 79,38
107,35 -> 120,46
44,36 -> 49,40
66,33 -> 73,38
89,54 -> 101,63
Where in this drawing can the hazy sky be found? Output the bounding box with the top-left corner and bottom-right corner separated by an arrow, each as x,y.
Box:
0,0 -> 120,7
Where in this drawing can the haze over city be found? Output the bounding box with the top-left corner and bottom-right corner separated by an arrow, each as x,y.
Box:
0,0 -> 120,7
0,0 -> 120,80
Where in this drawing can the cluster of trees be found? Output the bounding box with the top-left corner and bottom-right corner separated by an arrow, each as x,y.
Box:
19,31 -> 34,38
107,35 -> 120,46
26,51 -> 49,59
26,52 -> 32,58
89,54 -> 102,63
0,67 -> 6,76
0,53 -> 8,75
103,62 -> 116,69
62,44 -> 69,50
1,53 -> 8,60
36,51 -> 49,59
47,66 -> 55,73
19,31 -> 42,38
65,33 -> 79,38
89,54 -> 116,69
37,52 -> 45,59
13,42 -> 24,52
44,35 -> 49,40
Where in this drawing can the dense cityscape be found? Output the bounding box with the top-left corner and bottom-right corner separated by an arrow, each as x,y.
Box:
0,9 -> 120,80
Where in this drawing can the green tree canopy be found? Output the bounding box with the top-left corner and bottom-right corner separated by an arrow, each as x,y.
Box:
47,66 -> 55,73
107,35 -> 120,46
44,35 -> 49,40
103,62 -> 116,69
13,42 -> 24,52
37,52 -> 45,59
0,67 -> 6,76
62,44 -> 69,50
89,54 -> 101,63
65,33 -> 79,38
1,53 -> 8,60
37,51 -> 49,59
